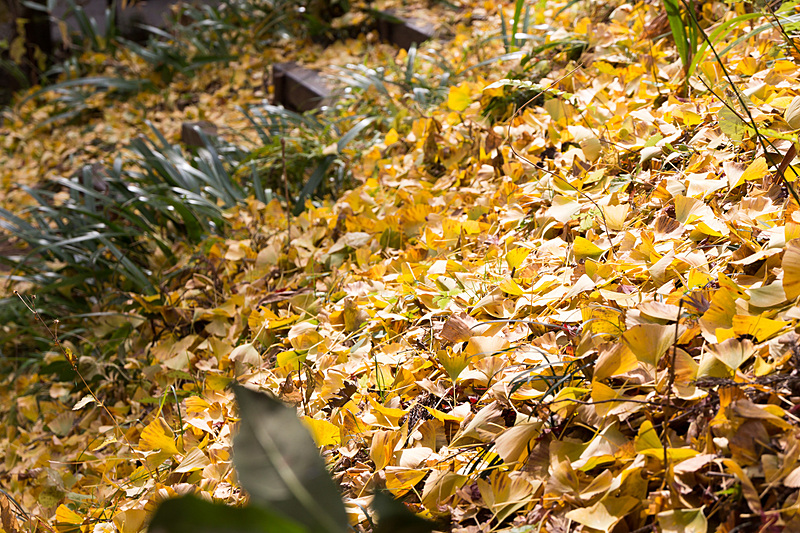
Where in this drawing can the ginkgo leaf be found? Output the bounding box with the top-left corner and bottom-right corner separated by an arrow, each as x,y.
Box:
368,396 -> 408,427
784,465 -> 800,487
565,495 -> 639,532
288,322 -> 323,350
785,96 -> 800,129
302,417 -> 341,447
464,335 -> 509,361
370,429 -> 401,471
72,395 -> 96,410
545,196 -> 581,223
229,343 -> 261,366
437,348 -> 470,382
622,324 -> 675,368
447,83 -> 472,112
601,204 -> 629,231
782,239 -> 800,300
741,157 -> 768,182
493,422 -> 542,463
635,420 -> 662,452
498,277 -> 524,296
139,417 -> 181,456
580,136 -> 602,161
175,447 -> 212,473
594,343 -> 638,381
384,128 -> 399,145
731,315 -> 788,342
113,509 -> 148,533
583,305 -> 625,337
657,507 -> 708,533
421,471 -> 468,512
384,468 -> 428,497
722,459 -> 762,514
706,337 -> 755,370
277,349 -> 307,368
719,107 -> 749,142
505,247 -> 531,270
477,470 -> 535,523
748,282 -> 787,307
590,381 -> 619,417
55,504 -> 83,526
440,313 -> 478,343
572,236 -> 606,260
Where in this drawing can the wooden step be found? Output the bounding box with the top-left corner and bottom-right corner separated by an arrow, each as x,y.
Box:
181,121 -> 218,147
272,62 -> 331,112
375,11 -> 435,50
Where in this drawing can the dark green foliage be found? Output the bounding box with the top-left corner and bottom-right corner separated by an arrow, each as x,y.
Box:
149,385 -> 436,533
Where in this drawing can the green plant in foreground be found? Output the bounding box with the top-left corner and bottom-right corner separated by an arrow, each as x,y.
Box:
149,384 -> 435,533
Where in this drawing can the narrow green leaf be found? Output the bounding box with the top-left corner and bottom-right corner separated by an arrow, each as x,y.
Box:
662,0 -> 689,67
293,155 -> 335,216
337,116 -> 377,152
232,384 -> 349,533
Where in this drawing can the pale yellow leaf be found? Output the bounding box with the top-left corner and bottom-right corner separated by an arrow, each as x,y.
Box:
139,417 -> 180,456
447,83 -> 472,112
301,416 -> 341,447
783,239 -> 800,300
175,447 -> 211,473
622,324 -> 675,367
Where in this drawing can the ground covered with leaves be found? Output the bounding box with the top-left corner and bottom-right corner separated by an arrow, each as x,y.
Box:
4,0 -> 800,531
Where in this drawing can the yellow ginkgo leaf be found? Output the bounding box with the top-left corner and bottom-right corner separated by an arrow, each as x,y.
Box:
505,247 -> 531,270
385,467 -> 428,497
276,349 -> 307,368
139,417 -> 181,456
464,335 -> 510,361
368,396 -> 407,427
447,83 -> 472,112
601,204 -> 629,231
55,504 -> 84,532
741,157 -> 768,182
301,416 -> 341,447
384,128 -> 399,145
113,509 -> 148,533
437,348 -> 470,382
287,321 -> 323,350
622,324 -> 674,368
706,337 -> 755,371
565,495 -> 639,532
498,277 -> 524,296
783,238 -> 800,300
493,422 -> 542,463
572,236 -> 606,260
635,420 -> 662,452
370,429 -> 401,471
174,447 -> 211,473
594,343 -> 637,381
731,314 -> 788,342
582,305 -> 625,337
